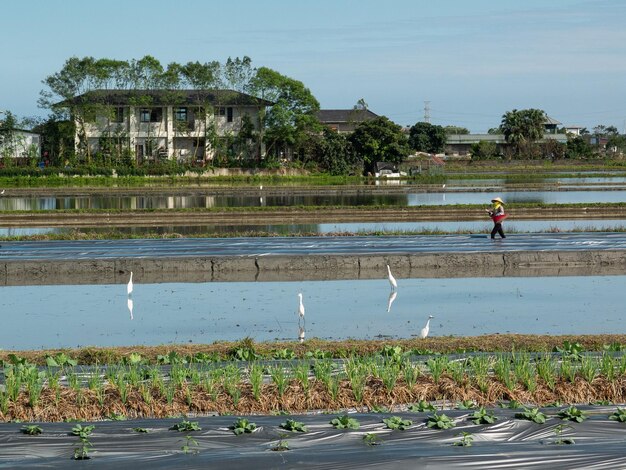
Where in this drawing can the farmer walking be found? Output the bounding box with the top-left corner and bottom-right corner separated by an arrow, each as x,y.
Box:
486,197 -> 507,239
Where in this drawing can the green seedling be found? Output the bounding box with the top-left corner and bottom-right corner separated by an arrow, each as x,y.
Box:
379,345 -> 403,362
469,407 -> 498,425
455,399 -> 477,410
280,419 -> 308,433
558,406 -> 588,423
169,420 -> 201,432
453,431 -> 474,447
132,427 -> 148,433
426,412 -> 456,430
515,407 -> 547,424
304,349 -> 332,359
20,424 -> 42,435
552,423 -> 575,445
71,424 -> 94,460
370,404 -> 389,413
273,348 -> 296,360
123,353 -> 143,365
232,418 -> 257,435
408,400 -> 437,412
363,433 -> 382,446
108,413 -> 126,421
181,435 -> 199,454
498,400 -> 523,409
71,424 -> 95,437
330,415 -> 360,430
271,433 -> 291,451
382,416 -> 413,431
609,407 -> 626,422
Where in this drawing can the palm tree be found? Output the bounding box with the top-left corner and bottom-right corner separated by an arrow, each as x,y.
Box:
500,108 -> 546,156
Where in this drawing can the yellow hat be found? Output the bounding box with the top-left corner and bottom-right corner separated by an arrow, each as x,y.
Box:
491,197 -> 504,204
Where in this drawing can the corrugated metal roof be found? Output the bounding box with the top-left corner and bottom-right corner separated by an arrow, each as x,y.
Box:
316,109 -> 378,123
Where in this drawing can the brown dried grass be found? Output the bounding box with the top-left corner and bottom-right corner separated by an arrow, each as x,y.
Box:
2,374 -> 626,423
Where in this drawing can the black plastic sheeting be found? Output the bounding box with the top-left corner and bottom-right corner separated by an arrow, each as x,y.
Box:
1,407 -> 626,468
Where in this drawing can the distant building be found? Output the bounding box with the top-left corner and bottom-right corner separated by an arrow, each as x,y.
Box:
445,133 -> 567,156
564,125 -> 586,136
59,89 -> 272,163
0,128 -> 41,162
543,115 -> 561,134
316,109 -> 378,133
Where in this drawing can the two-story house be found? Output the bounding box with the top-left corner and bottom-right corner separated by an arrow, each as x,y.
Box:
61,89 -> 272,163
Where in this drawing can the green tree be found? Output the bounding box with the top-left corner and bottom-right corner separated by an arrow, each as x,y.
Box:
250,67 -> 320,160
349,116 -> 410,174
500,108 -> 546,156
408,122 -> 446,153
315,128 -> 358,175
470,140 -> 498,160
566,136 -> 593,159
444,125 -> 469,135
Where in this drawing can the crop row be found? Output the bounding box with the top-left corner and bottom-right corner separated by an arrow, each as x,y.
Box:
1,346 -> 626,422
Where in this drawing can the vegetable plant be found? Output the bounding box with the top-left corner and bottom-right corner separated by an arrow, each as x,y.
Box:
558,406 -> 588,423
363,433 -> 382,446
181,435 -> 199,454
280,419 -> 308,432
330,415 -> 360,430
426,412 -> 456,430
453,432 -> 473,447
232,418 -> 257,435
455,399 -> 477,410
552,423 -> 575,445
133,427 -> 148,433
21,424 -> 42,435
271,433 -> 290,451
71,424 -> 94,460
408,400 -> 436,412
469,407 -> 497,425
382,416 -> 412,430
515,407 -> 547,424
554,341 -> 584,361
169,420 -> 201,432
609,407 -> 626,423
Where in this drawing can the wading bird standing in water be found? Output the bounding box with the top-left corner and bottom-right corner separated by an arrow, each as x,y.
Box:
419,315 -> 434,339
386,265 -> 397,291
297,292 -> 305,326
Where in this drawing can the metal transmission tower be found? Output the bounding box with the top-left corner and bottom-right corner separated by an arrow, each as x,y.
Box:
423,101 -> 431,123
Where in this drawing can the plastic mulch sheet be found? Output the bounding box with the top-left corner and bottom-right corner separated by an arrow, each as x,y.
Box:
1,407 -> 626,468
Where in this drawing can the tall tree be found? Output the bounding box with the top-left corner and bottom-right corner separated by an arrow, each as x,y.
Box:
349,116 -> 410,174
500,108 -> 546,156
408,122 -> 446,153
250,67 -> 320,160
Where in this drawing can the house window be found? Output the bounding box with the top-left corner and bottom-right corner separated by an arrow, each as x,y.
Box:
214,107 -> 226,116
140,108 -> 162,123
112,107 -> 124,123
175,107 -> 188,122
227,107 -> 233,123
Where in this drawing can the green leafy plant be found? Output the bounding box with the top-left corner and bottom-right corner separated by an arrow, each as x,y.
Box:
554,341 -> 584,361
20,424 -> 42,435
453,431 -> 473,447
426,412 -> 456,430
181,435 -> 199,454
499,400 -> 523,409
515,407 -> 547,424
330,415 -> 360,430
363,433 -> 382,446
455,399 -> 477,410
273,348 -> 296,360
271,433 -> 290,451
45,352 -> 77,368
107,413 -> 126,421
169,420 -> 201,432
232,418 -> 257,435
132,427 -> 148,433
408,400 -> 436,412
382,416 -> 413,430
469,407 -> 498,425
552,423 -> 575,445
71,424 -> 94,460
609,407 -> 626,422
558,406 -> 588,423
370,405 -> 389,413
280,419 -> 308,432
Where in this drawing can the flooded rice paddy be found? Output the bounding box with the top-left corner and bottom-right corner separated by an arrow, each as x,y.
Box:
4,189 -> 626,210
1,274 -> 623,350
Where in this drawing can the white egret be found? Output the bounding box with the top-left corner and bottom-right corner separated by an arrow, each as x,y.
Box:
386,290 -> 397,313
442,184 -> 446,190
386,264 -> 397,291
297,292 -> 305,320
127,271 -> 133,295
419,315 -> 434,339
0,190 -> 5,195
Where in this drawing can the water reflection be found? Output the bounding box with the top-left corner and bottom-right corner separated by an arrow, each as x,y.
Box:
4,187 -> 626,211
387,291 -> 397,313
127,296 -> 134,320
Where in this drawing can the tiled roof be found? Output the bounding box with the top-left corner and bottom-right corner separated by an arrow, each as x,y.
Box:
316,109 -> 378,123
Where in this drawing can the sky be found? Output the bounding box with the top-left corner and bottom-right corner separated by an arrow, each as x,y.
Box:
1,0 -> 626,133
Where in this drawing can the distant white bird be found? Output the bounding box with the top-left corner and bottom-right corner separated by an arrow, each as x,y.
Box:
419,315 -> 434,339
127,271 -> 133,295
386,264 -> 397,291
260,185 -> 263,190
0,190 -> 5,195
127,297 -> 134,320
442,184 -> 446,190
297,292 -> 305,319
387,290 -> 397,313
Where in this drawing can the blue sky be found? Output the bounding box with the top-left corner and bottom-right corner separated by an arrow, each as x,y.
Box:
1,0 -> 625,132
